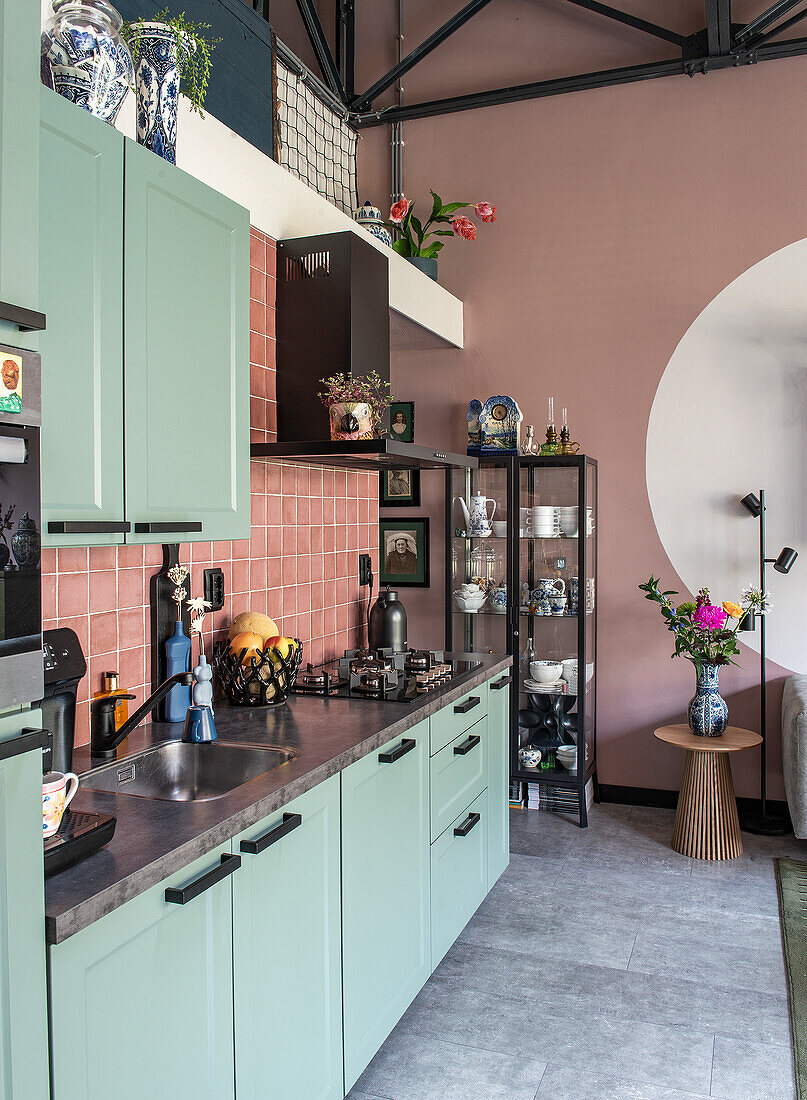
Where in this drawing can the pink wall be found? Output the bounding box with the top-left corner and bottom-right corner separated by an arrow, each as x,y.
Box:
358,36 -> 807,798
42,230 -> 379,746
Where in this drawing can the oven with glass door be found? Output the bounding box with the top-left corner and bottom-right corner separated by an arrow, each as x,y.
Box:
0,344 -> 42,709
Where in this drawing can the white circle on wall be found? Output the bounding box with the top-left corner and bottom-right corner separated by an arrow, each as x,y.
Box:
646,238 -> 807,675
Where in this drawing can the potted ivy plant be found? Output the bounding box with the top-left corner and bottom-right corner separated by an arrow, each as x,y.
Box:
122,9 -> 219,164
388,191 -> 497,281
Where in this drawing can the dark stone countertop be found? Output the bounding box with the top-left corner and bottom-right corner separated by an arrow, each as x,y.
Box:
45,653 -> 511,945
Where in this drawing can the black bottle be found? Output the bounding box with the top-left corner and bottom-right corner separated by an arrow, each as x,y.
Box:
368,588 -> 407,652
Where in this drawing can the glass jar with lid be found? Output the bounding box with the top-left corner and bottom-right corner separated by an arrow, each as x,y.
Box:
41,0 -> 134,124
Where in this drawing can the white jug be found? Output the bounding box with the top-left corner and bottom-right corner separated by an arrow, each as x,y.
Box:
455,492 -> 497,537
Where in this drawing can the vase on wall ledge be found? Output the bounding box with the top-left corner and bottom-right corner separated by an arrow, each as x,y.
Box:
164,620 -> 192,723
133,22 -> 192,164
41,0 -> 134,124
405,255 -> 438,281
687,662 -> 728,737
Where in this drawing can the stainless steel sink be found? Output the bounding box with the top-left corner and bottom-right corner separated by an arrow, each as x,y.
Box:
80,740 -> 298,802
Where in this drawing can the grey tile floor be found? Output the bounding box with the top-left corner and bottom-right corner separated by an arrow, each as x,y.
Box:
348,802 -> 803,1100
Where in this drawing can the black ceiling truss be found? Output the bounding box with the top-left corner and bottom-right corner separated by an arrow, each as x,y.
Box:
277,0 -> 807,128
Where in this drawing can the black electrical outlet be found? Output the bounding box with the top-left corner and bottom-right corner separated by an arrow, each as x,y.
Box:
204,568 -> 225,611
359,553 -> 372,587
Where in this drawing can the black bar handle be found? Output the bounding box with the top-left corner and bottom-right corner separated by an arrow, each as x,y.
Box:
454,811 -> 481,837
490,675 -> 512,690
134,521 -> 203,534
165,853 -> 241,904
0,727 -> 51,763
454,696 -> 480,714
0,301 -> 46,332
48,520 -> 132,535
378,737 -> 416,764
240,812 -> 302,855
454,733 -> 481,756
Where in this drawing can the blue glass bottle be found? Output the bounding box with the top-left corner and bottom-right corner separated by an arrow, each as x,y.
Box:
165,620 -> 191,723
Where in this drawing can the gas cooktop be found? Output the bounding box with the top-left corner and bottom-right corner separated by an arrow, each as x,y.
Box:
293,648 -> 482,703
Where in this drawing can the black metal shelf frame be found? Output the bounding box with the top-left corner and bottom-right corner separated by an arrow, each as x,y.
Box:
445,454 -> 598,828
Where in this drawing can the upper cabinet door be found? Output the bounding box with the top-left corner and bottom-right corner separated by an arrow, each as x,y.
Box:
0,0 -> 40,350
123,139 -> 250,544
39,90 -> 126,548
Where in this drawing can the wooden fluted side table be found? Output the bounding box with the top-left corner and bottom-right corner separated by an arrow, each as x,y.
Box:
654,725 -> 762,860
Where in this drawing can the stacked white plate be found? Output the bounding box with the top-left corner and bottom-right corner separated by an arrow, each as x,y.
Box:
523,677 -> 566,694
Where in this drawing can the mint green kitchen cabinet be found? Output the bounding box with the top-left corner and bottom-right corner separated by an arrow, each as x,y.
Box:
0,711 -> 49,1100
430,682 -> 488,755
487,673 -> 511,888
49,842 -> 237,1100
123,138 -> 250,544
232,776 -> 343,1100
38,103 -> 249,546
430,715 -> 486,842
39,89 -> 126,548
0,0 -> 40,351
431,789 -> 488,969
341,721 -> 430,1092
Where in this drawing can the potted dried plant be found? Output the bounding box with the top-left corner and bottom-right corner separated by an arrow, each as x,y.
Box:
319,371 -> 394,441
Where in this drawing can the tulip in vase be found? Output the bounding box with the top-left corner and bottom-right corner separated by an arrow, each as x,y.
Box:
388,192 -> 497,281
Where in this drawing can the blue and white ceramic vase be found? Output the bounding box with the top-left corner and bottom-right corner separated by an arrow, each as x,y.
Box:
41,0 -> 133,124
11,512 -> 41,570
132,22 -> 191,164
354,202 -> 393,247
687,662 -> 728,737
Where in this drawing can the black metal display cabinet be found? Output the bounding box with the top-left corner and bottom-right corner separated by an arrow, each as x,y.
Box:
446,455 -> 598,827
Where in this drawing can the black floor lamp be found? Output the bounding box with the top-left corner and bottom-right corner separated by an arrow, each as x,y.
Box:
739,489 -> 797,836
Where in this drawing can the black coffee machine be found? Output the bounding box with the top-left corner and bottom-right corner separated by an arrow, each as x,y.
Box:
40,627 -> 86,773
38,628 -> 116,876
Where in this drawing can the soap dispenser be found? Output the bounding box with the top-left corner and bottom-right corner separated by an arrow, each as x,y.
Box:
93,672 -> 129,730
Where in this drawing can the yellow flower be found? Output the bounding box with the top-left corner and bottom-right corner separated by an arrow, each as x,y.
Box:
723,601 -> 744,619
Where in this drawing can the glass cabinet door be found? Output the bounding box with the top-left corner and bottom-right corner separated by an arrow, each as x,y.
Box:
447,462 -> 511,656
516,459 -> 595,788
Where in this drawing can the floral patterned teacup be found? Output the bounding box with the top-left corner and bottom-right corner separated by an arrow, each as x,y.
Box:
42,771 -> 79,838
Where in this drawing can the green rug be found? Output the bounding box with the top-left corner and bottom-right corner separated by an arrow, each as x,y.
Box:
776,858 -> 807,1098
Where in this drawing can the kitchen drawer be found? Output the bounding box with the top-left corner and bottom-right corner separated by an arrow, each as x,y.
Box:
430,715 -> 486,842
430,681 -> 488,756
431,789 -> 488,969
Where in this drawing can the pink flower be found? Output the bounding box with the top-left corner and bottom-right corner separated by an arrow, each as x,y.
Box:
693,605 -> 727,632
389,197 -> 410,223
475,201 -> 496,222
451,216 -> 477,240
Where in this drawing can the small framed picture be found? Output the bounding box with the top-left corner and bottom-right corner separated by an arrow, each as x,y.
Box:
380,518 -> 430,587
389,401 -> 414,442
380,467 -> 421,507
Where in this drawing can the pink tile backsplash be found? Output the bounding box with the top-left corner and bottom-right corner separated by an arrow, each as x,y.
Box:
42,229 -> 379,746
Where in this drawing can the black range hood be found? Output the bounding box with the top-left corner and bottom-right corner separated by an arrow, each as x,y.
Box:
250,438 -> 477,471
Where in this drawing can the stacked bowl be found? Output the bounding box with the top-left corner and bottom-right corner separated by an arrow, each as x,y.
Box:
528,506 -> 559,537
559,506 -> 578,537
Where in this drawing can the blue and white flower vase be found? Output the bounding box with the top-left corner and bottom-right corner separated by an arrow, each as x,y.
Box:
165,620 -> 191,723
41,0 -> 133,124
687,662 -> 728,737
132,22 -> 191,164
354,202 -> 393,247
11,512 -> 41,570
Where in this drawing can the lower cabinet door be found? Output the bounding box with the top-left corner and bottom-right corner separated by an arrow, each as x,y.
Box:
0,712 -> 49,1100
342,721 -> 430,1091
232,776 -> 343,1100
49,843 -> 237,1100
431,789 -> 488,970
487,673 -> 512,888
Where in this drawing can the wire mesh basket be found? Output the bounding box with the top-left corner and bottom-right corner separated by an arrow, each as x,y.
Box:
213,639 -> 303,707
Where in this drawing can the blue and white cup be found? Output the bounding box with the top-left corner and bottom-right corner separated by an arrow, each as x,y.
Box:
488,585 -> 507,612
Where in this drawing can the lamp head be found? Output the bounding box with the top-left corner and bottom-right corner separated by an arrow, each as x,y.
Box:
740,493 -> 762,517
774,547 -> 798,574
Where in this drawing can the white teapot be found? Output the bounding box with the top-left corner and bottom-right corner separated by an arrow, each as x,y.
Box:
455,492 -> 497,537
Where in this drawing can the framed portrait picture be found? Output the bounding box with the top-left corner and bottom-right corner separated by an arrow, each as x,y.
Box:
379,518 -> 430,587
380,467 -> 421,507
389,401 -> 414,443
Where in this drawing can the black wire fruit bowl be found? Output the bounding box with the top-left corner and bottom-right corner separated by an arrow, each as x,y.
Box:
213,639 -> 303,707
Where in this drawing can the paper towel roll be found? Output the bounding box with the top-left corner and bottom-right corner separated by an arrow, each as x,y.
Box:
0,435 -> 26,464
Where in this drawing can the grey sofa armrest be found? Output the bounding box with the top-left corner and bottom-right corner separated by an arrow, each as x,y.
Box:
782,676 -> 807,839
